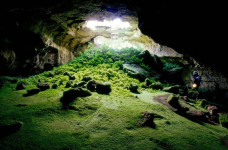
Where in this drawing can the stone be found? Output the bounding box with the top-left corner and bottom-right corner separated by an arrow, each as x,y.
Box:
65,81 -> 73,88
187,89 -> 199,99
96,82 -> 111,94
16,82 -> 26,90
123,64 -> 149,81
149,82 -> 162,90
48,72 -> 55,77
75,81 -> 86,88
207,105 -> 218,116
139,111 -> 155,128
63,72 -> 71,76
37,82 -> 50,91
186,111 -> 206,122
24,88 -> 40,96
167,94 -> 180,108
219,114 -> 228,128
60,88 -> 91,105
138,50 -> 163,71
163,85 -> 180,94
87,80 -> 97,92
82,76 -> 92,82
69,75 -> 76,80
0,120 -> 23,137
52,84 -> 58,89
129,83 -> 139,93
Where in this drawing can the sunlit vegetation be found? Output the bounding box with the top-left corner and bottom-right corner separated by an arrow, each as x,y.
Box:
0,46 -> 228,150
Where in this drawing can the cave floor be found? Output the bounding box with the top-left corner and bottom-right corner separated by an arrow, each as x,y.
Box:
1,85 -> 228,150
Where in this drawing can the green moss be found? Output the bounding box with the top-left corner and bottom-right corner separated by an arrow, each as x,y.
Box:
1,46 -> 228,150
219,114 -> 228,128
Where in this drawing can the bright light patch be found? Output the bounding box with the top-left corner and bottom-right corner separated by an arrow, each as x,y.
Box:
86,18 -> 130,30
192,83 -> 197,88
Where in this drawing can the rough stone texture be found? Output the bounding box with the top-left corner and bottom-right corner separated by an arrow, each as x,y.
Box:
123,64 -> 149,81
207,105 -> 218,116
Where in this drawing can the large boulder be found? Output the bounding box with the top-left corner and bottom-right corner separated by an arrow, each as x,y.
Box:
60,88 -> 91,105
96,82 -> 112,94
86,80 -> 97,92
16,82 -> 26,90
24,88 -> 40,96
149,82 -> 163,90
167,94 -> 181,109
129,83 -> 139,93
0,120 -> 23,137
138,50 -> 163,71
37,82 -> 50,91
163,85 -> 180,94
123,64 -> 149,81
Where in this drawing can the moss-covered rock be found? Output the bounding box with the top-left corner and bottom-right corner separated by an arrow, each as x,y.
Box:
52,84 -> 58,89
60,88 -> 91,105
198,99 -> 208,107
69,75 -> 76,80
96,82 -> 111,94
37,82 -> 50,91
188,89 -> 199,99
219,114 -> 228,128
167,94 -> 180,108
149,82 -> 162,90
163,85 -> 180,94
0,120 -> 23,137
142,78 -> 152,88
16,82 -> 26,90
86,80 -> 97,92
24,88 -> 40,96
82,76 -> 92,82
129,83 -> 139,93
48,72 -> 55,77
123,64 -> 149,81
65,81 -> 73,88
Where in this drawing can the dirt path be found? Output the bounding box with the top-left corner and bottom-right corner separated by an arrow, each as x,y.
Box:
153,94 -> 178,112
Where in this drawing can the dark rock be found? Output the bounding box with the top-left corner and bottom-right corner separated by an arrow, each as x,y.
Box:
0,121 -> 23,138
149,82 -> 163,90
37,82 -> 50,91
186,111 -> 206,122
48,72 -> 54,77
96,82 -> 111,94
129,83 -> 139,93
167,94 -> 181,109
63,72 -> 71,76
207,105 -> 218,116
163,85 -> 180,94
65,81 -> 73,88
82,76 -> 92,82
138,50 -> 163,71
75,81 -> 86,88
87,80 -> 97,92
139,111 -> 155,128
24,88 -> 40,96
219,114 -> 228,128
69,75 -> 76,80
52,84 -> 58,89
187,89 -> 199,99
60,88 -> 91,105
123,64 -> 149,81
16,82 -> 26,90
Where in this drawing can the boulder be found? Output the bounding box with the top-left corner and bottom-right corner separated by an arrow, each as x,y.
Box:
60,88 -> 91,105
65,81 -> 73,88
129,83 -> 139,93
74,81 -> 86,88
138,50 -> 163,71
24,88 -> 40,96
96,82 -> 111,94
87,80 -> 97,92
149,82 -> 163,90
37,82 -> 50,91
0,120 -> 23,137
207,105 -> 218,116
82,76 -> 92,82
163,85 -> 180,94
123,64 -> 149,81
139,111 -> 155,128
52,84 -> 58,89
188,89 -> 199,99
69,75 -> 76,80
167,94 -> 181,109
16,82 -> 26,90
186,111 -> 206,122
